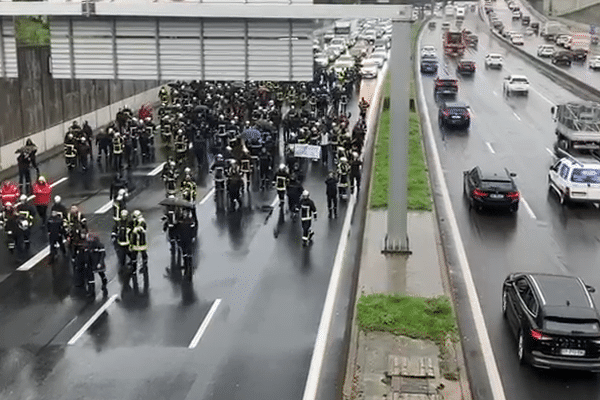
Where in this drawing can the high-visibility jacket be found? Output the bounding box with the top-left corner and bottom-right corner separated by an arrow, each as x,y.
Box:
129,225 -> 148,252
275,172 -> 288,191
181,179 -> 197,202
300,198 -> 317,222
1,182 -> 20,206
115,220 -> 130,247
112,136 -> 124,154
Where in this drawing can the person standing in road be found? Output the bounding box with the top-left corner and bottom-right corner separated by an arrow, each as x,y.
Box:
82,121 -> 94,163
50,195 -> 67,221
84,232 -> 109,299
96,127 -> 112,167
112,131 -> 124,172
16,194 -> 35,252
32,176 -> 52,226
299,190 -> 317,247
112,209 -> 131,272
47,209 -> 66,263
1,181 -> 20,209
349,151 -> 363,196
128,213 -> 149,292
16,148 -> 33,194
325,171 -> 338,219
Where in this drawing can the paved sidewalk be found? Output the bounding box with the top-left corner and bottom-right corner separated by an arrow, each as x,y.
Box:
343,210 -> 471,400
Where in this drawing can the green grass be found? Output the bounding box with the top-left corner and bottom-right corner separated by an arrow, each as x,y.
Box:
15,17 -> 50,47
356,293 -> 458,346
369,20 -> 432,211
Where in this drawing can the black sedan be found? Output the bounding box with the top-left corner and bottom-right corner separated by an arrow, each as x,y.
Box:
420,57 -> 438,74
463,166 -> 519,212
438,101 -> 470,129
552,50 -> 573,66
503,273 -> 600,371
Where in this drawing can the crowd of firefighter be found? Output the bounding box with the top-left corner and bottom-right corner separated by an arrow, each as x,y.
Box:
0,66 -> 368,299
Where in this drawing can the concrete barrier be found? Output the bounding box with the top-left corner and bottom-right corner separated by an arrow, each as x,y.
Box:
0,85 -> 159,171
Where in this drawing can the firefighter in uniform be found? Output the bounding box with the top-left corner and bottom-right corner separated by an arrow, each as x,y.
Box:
66,205 -> 88,265
358,97 -> 370,120
174,129 -> 189,165
129,213 -> 149,292
299,190 -> 317,247
112,189 -> 128,230
161,159 -> 179,196
112,131 -> 125,172
16,194 -> 35,252
274,164 -> 290,209
181,168 -> 198,223
325,171 -> 338,218
349,151 -> 363,195
3,202 -> 18,254
337,156 -> 351,199
174,207 -> 196,280
64,133 -> 78,171
83,232 -> 109,299
50,195 -> 68,221
47,209 -> 67,263
112,209 -> 131,272
240,150 -> 253,192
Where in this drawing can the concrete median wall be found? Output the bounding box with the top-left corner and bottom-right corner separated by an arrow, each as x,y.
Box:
0,46 -> 160,171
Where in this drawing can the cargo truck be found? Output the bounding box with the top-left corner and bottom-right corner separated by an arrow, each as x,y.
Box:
552,101 -> 600,152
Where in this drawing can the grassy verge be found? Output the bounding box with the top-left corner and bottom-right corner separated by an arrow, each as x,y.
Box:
369,21 -> 431,210
357,293 -> 458,345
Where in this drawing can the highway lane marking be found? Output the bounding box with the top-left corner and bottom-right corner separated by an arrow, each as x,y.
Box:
303,61 -> 388,400
546,147 -> 555,157
67,294 -> 118,345
16,245 -> 50,271
199,187 -> 215,206
303,194 -> 356,400
486,142 -> 496,154
147,161 -> 166,177
531,87 -> 554,106
26,176 -> 69,202
94,199 -> 113,214
188,298 -> 222,349
512,111 -> 521,121
415,46 -> 507,400
521,197 -> 536,219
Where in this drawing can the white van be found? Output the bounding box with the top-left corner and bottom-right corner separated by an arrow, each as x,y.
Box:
445,5 -> 455,17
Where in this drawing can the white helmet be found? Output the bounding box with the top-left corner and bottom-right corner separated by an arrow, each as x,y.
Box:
302,190 -> 310,199
54,195 -> 61,204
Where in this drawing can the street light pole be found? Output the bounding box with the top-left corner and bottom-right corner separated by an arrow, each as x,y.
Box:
384,17 -> 411,254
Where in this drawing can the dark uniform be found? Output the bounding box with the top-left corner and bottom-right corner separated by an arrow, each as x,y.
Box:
96,129 -> 112,166
350,155 -> 362,195
112,132 -> 125,172
129,217 -> 149,292
47,211 -> 67,263
64,134 -> 78,171
16,197 -> 35,251
112,210 -> 131,272
83,234 -> 109,298
161,160 -> 178,196
300,193 -> 317,247
174,209 -> 197,279
274,166 -> 290,208
325,173 -> 338,218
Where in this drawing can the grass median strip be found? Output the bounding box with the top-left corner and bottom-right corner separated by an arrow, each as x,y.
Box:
356,293 -> 458,346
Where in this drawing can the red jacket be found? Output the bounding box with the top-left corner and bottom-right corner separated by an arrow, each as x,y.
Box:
1,182 -> 20,206
32,182 -> 52,206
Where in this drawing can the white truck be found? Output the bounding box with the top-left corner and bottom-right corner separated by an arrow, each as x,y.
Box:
552,101 -> 600,152
541,21 -> 569,41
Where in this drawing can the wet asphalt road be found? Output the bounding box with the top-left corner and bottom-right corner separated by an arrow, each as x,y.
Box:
489,0 -> 600,76
423,10 -> 600,400
0,75 -> 382,399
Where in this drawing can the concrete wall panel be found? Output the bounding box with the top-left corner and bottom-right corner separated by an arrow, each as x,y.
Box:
61,79 -> 82,122
0,78 -> 23,146
18,48 -> 45,137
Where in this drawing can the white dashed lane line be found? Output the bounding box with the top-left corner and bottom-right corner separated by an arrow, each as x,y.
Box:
546,147 -> 555,157
512,111 -> 521,121
486,142 -> 495,154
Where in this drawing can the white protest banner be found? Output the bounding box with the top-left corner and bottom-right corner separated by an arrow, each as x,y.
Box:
293,144 -> 322,159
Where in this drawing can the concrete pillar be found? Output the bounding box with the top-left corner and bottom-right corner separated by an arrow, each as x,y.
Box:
384,18 -> 411,253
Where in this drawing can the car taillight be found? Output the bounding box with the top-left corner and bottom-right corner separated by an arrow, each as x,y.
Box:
472,188 -> 488,198
442,110 -> 450,116
463,111 -> 470,118
506,191 -> 520,200
530,329 -> 552,341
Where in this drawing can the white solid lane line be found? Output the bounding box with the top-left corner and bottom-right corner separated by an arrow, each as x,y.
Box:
512,112 -> 521,121
148,161 -> 166,177
68,294 -> 118,345
521,197 -> 536,220
51,177 -> 68,188
486,142 -> 495,154
16,246 -> 50,271
546,147 -> 555,157
531,87 -> 555,106
198,187 -> 215,206
188,298 -> 222,349
94,199 -> 113,214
